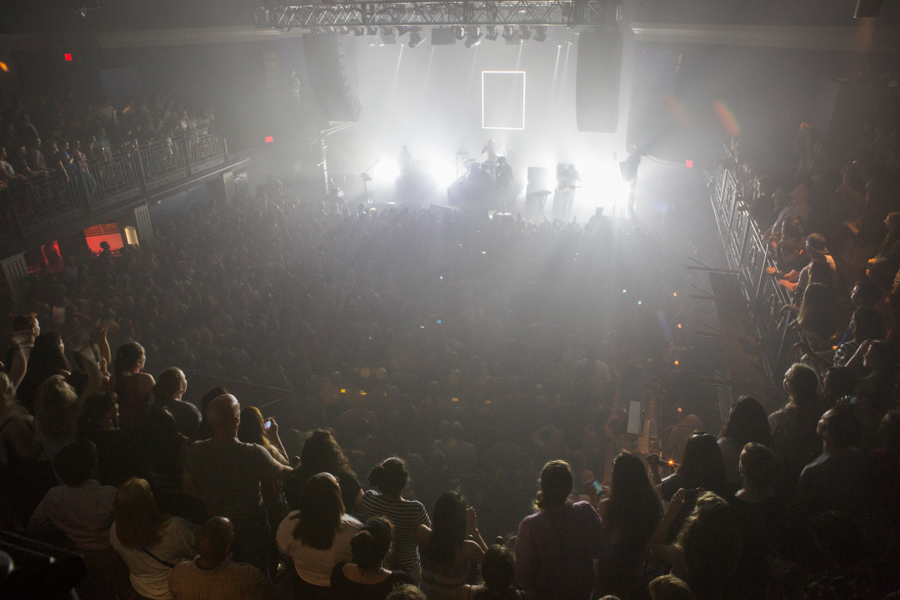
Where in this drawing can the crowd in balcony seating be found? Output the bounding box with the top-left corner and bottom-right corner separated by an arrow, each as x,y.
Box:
0,154 -> 899,600
0,93 -> 215,190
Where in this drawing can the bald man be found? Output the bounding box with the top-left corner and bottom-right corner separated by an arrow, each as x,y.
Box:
169,517 -> 275,600
184,395 -> 293,574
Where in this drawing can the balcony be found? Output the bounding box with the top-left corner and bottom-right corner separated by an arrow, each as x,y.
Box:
0,130 -> 232,254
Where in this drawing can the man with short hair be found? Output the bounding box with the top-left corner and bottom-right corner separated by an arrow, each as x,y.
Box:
183,394 -> 293,573
29,439 -> 131,599
169,517 -> 275,600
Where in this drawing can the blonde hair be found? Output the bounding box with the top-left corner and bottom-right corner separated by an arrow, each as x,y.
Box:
114,478 -> 170,548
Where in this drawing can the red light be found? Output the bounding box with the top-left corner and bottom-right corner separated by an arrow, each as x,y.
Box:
685,160 -> 693,168
64,54 -> 72,61
265,136 -> 273,143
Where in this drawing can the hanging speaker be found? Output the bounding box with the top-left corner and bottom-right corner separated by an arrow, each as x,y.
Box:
576,29 -> 623,133
303,33 -> 361,122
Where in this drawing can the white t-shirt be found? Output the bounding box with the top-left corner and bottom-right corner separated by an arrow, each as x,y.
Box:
276,511 -> 361,586
110,517 -> 198,600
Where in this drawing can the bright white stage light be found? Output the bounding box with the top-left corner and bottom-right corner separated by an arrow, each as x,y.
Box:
373,158 -> 400,182
426,155 -> 458,188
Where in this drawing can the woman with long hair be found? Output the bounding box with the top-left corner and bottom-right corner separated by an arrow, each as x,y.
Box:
417,491 -> 487,600
458,545 -> 523,600
111,343 -> 155,431
109,478 -> 197,600
237,406 -> 289,545
151,368 -> 199,440
655,434 -> 731,502
596,452 -> 663,599
276,473 -> 363,600
717,397 -> 771,486
360,457 -> 431,579
794,281 -> 836,342
649,491 -> 741,600
331,518 -> 415,600
16,331 -> 71,413
284,429 -> 362,514
514,461 -> 603,600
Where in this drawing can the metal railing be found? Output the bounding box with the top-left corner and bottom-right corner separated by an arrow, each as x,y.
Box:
0,129 -> 227,236
709,164 -> 809,392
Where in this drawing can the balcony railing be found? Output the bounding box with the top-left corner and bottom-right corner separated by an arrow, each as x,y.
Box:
0,129 -> 227,237
709,164 -> 810,391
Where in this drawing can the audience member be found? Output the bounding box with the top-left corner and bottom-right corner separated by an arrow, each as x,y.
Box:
360,457 -> 431,579
168,517 -> 275,600
276,473 -> 362,599
331,518 -> 414,600
418,491 -> 487,600
284,429 -> 362,514
717,397 -> 771,487
768,364 -> 823,489
457,545 -> 522,600
595,452 -> 663,600
152,368 -> 199,441
110,478 -> 198,600
183,394 -> 292,573
515,461 -> 602,600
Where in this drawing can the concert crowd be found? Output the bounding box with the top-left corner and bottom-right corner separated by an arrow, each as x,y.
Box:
2,110 -> 900,600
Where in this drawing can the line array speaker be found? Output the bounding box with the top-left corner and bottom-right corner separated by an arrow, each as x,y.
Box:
576,29 -> 623,133
302,33 -> 361,122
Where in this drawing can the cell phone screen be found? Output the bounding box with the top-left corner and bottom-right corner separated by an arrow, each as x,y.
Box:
264,420 -> 272,430
591,481 -> 602,495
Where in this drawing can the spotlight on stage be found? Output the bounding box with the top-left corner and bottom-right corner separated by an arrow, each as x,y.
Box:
452,26 -> 466,40
485,25 -> 499,41
464,26 -> 483,49
502,25 -> 519,44
408,27 -> 424,48
534,26 -> 547,42
380,26 -> 397,45
519,25 -> 532,41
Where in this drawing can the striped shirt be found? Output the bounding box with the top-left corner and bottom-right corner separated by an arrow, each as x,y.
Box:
359,490 -> 431,573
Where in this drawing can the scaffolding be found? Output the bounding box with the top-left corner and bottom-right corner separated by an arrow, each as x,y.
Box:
255,0 -> 620,30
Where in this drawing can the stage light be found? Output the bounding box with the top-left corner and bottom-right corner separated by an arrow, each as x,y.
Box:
0,62 -> 7,72
380,26 -> 397,44
502,25 -> 518,44
534,26 -> 547,42
452,26 -> 465,40
352,26 -> 365,35
395,26 -> 409,35
485,26 -> 499,41
408,28 -> 424,48
64,53 -> 72,61
519,25 -> 531,41
338,26 -> 350,35
464,26 -> 482,49
366,26 -> 378,35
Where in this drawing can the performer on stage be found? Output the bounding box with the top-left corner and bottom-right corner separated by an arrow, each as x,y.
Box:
481,139 -> 498,174
554,164 -> 580,221
496,156 -> 513,210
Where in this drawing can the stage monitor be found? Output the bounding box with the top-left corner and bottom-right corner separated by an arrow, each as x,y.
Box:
482,71 -> 525,130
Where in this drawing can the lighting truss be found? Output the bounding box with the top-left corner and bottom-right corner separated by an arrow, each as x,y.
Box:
255,0 -> 620,30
